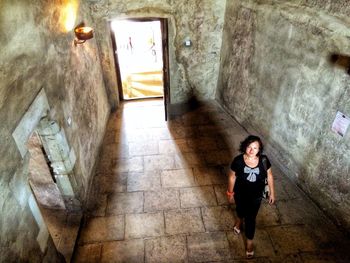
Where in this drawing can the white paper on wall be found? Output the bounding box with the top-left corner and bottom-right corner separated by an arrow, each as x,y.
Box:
331,111 -> 350,137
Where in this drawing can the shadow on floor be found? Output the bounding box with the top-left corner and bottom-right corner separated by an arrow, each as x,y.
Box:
71,98 -> 350,262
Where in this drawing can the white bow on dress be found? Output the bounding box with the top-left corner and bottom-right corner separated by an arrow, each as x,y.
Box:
244,167 -> 260,182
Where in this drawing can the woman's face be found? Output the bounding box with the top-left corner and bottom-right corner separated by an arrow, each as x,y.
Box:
245,141 -> 260,157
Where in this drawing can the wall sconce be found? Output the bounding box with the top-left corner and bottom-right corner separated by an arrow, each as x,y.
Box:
329,53 -> 350,75
74,25 -> 93,46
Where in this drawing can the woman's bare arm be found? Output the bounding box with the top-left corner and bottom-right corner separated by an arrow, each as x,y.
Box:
227,169 -> 236,203
267,168 -> 275,204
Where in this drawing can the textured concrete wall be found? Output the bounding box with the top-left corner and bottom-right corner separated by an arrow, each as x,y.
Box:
217,0 -> 350,230
0,0 -> 109,261
89,0 -> 226,105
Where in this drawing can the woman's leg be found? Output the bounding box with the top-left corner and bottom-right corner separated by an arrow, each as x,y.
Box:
245,201 -> 260,258
244,198 -> 262,243
234,196 -> 245,231
246,239 -> 254,251
246,239 -> 254,258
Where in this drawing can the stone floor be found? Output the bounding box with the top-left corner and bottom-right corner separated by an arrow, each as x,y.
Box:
72,98 -> 350,263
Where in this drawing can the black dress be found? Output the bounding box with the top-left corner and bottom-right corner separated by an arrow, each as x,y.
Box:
230,154 -> 271,239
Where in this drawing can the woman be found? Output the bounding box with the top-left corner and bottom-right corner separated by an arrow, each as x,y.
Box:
226,135 -> 275,258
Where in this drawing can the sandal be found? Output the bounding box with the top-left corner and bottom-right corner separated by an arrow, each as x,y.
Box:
246,250 -> 254,259
233,226 -> 241,235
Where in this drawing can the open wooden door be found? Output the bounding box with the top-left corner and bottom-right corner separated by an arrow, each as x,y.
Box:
110,22 -> 124,101
160,18 -> 170,121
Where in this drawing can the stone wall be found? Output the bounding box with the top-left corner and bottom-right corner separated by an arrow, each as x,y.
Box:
0,0 -> 109,261
217,0 -> 350,231
88,0 -> 226,106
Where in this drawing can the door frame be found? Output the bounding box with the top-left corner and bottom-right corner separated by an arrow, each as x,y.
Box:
110,17 -> 170,120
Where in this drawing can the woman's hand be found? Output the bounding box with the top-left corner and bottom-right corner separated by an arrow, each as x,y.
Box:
268,193 -> 275,204
267,168 -> 275,205
227,193 -> 235,204
227,170 -> 236,204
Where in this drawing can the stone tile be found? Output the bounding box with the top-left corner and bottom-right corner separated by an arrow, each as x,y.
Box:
280,178 -> 304,199
272,254 -> 303,263
277,199 -> 326,225
129,141 -> 159,156
187,232 -> 231,262
106,117 -> 123,132
125,109 -> 165,129
127,171 -> 161,192
144,189 -> 180,212
170,126 -> 198,139
201,206 -> 236,231
102,142 -> 129,159
193,166 -> 226,185
182,113 -> 214,126
95,159 -> 113,174
145,235 -> 187,263
112,157 -> 144,173
101,239 -> 144,263
229,228 -> 276,259
300,252 -> 350,263
74,244 -> 102,263
126,128 -> 171,142
79,215 -> 124,244
220,131 -> 247,150
97,173 -> 127,194
76,100 -> 350,262
106,192 -> 143,215
313,221 -> 350,253
125,212 -> 164,239
203,150 -> 233,166
187,137 -> 219,152
272,177 -> 290,201
214,184 -> 231,206
256,201 -> 280,226
175,153 -> 206,168
164,208 -> 204,235
144,155 -> 176,171
226,231 -> 247,259
102,130 -> 121,144
268,225 -> 318,254
161,169 -> 196,188
159,139 -> 192,154
180,186 -> 217,208
215,114 -> 243,129
167,116 -> 183,128
140,112 -> 167,128
196,125 -> 227,137
252,229 -> 276,258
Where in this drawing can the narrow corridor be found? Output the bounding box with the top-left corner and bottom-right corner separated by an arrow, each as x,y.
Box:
73,99 -> 350,262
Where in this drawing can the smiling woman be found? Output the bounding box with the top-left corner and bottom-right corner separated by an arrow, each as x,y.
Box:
227,135 -> 275,259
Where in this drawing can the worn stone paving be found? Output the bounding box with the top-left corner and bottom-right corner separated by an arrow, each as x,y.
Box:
72,99 -> 350,263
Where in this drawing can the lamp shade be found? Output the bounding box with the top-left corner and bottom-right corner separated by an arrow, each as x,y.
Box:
74,26 -> 93,40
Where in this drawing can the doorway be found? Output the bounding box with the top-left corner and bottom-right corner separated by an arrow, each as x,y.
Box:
112,19 -> 164,99
111,18 -> 170,120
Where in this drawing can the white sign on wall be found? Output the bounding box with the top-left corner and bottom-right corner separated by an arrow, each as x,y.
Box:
331,111 -> 350,137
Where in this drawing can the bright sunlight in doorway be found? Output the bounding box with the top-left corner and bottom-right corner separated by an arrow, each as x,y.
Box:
112,20 -> 164,100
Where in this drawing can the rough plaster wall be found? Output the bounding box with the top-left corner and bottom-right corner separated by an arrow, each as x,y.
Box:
89,0 -> 226,104
0,0 -> 109,261
217,0 -> 350,230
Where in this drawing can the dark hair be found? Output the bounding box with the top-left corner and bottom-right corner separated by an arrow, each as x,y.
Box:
239,135 -> 264,156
